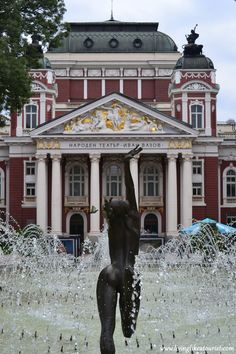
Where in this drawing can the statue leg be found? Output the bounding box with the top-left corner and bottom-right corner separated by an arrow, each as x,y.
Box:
96,269 -> 118,354
119,267 -> 141,338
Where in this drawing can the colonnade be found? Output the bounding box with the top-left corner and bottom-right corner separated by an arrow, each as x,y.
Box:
36,152 -> 193,236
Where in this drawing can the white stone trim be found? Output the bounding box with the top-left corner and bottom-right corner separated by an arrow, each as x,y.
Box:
40,93 -> 46,124
102,79 -> 105,96
205,92 -> 212,136
84,79 -> 88,99
182,93 -> 188,123
119,79 -> 124,94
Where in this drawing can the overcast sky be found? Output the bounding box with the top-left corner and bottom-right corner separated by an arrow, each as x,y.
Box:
64,0 -> 236,122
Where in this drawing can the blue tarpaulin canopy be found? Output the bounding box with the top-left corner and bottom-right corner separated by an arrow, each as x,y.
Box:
180,218 -> 236,236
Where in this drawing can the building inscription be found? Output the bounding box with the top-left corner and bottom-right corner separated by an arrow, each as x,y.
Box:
65,141 -> 163,150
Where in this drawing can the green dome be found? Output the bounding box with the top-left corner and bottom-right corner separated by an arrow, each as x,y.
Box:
174,55 -> 214,70
49,20 -> 178,53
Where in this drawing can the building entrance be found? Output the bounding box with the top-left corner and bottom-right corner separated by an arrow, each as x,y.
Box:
69,213 -> 84,242
144,213 -> 158,234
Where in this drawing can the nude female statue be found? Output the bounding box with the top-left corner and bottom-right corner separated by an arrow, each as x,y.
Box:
96,145 -> 142,354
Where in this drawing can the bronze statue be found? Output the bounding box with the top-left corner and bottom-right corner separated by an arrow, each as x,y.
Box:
183,25 -> 203,56
96,145 -> 142,354
186,24 -> 199,44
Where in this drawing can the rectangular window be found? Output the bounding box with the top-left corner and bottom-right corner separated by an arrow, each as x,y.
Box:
191,104 -> 203,129
26,162 -> 36,175
25,105 -> 37,129
193,183 -> 202,196
26,183 -> 36,196
24,161 -> 36,201
192,161 -> 202,175
192,160 -> 204,200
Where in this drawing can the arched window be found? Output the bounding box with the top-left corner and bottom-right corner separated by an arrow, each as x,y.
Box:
191,104 -> 203,129
226,169 -> 236,198
69,165 -> 85,196
223,166 -> 236,205
143,165 -> 159,196
140,161 -> 163,207
106,164 -> 122,197
25,104 -> 38,129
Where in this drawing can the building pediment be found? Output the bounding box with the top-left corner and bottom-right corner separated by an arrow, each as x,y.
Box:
31,93 -> 197,137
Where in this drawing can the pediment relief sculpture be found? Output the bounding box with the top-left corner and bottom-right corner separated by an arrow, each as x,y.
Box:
63,101 -> 164,134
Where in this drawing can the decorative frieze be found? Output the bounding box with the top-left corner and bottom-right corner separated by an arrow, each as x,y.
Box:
105,69 -> 120,77
158,69 -> 173,76
55,69 -> 67,77
37,140 -> 60,150
70,69 -> 84,77
88,69 -> 101,77
142,69 -> 155,77
181,72 -> 211,80
169,139 -> 192,149
124,69 -> 137,77
184,82 -> 209,91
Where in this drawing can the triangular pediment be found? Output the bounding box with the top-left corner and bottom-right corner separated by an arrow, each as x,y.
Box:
31,93 -> 197,137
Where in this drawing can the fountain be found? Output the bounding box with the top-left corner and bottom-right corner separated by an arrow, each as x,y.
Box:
0,215 -> 236,353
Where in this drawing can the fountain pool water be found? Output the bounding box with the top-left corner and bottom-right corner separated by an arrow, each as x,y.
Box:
0,219 -> 236,354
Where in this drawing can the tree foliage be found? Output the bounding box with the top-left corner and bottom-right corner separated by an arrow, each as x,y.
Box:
0,0 -> 68,112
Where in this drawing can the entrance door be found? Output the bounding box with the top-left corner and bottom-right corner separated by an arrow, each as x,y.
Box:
70,214 -> 84,242
144,213 -> 158,234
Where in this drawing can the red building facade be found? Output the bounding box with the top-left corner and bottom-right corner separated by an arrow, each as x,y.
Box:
0,20 -> 235,240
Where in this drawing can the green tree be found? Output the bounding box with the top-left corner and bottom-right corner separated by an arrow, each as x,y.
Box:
0,0 -> 68,113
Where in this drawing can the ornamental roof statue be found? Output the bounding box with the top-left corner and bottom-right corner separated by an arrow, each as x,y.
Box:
183,25 -> 203,56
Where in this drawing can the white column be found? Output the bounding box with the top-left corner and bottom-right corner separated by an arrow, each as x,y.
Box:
89,154 -> 100,236
36,154 -> 48,231
130,157 -> 139,207
181,154 -> 193,227
166,154 -> 178,235
51,154 -> 62,234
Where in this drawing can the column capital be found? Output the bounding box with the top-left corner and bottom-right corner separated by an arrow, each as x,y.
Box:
36,153 -> 47,161
90,153 -> 101,163
167,153 -> 178,161
182,153 -> 194,161
51,154 -> 62,161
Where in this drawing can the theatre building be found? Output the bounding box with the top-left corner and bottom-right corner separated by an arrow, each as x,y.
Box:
0,19 -> 235,245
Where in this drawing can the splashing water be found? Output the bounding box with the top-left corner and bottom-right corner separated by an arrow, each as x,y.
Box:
0,217 -> 236,353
